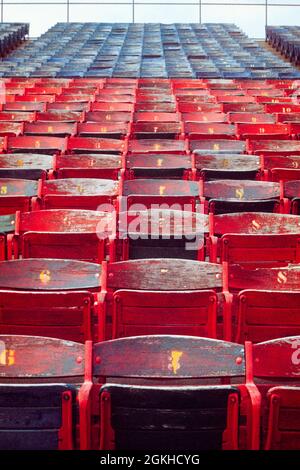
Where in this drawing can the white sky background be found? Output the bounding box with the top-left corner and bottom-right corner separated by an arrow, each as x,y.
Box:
2,0 -> 300,39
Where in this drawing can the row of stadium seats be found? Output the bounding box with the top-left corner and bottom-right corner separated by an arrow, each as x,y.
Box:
0,23 -> 28,58
3,23 -> 300,78
0,176 -> 299,214
1,209 -> 300,263
0,333 -> 299,450
1,77 -> 300,450
3,136 -> 300,154
0,257 -> 299,343
0,150 -> 300,179
2,77 -> 300,112
266,25 -> 300,66
1,153 -> 300,185
4,122 -> 300,140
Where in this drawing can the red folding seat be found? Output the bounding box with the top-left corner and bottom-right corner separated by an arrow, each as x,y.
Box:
0,122 -> 23,137
126,153 -> 191,179
222,103 -> 264,113
47,102 -> 89,111
227,263 -> 300,293
236,123 -> 289,140
24,86 -> 62,95
121,178 -> 200,211
91,102 -> 133,112
137,87 -> 171,95
191,139 -> 246,154
39,78 -> 71,86
211,90 -> 246,97
4,95 -> 20,104
116,209 -> 208,261
176,93 -> 215,101
193,154 -> 260,181
283,180 -> 300,214
261,155 -> 300,180
0,213 -> 15,260
247,139 -> 300,156
15,94 -> 55,104
216,95 -> 256,104
228,113 -> 276,124
131,122 -> 182,139
238,80 -> 270,89
201,180 -> 280,214
288,122 -> 300,139
135,102 -> 177,112
77,122 -> 129,139
96,91 -> 135,100
248,336 -> 300,449
175,91 -> 214,100
3,102 -> 45,112
23,122 -> 76,137
0,111 -> 35,122
186,123 -> 236,140
255,97 -> 293,105
176,95 -> 214,103
53,154 -> 121,180
0,334 -> 86,449
105,78 -> 136,85
265,103 -> 300,114
101,259 -> 222,340
246,89 -> 284,98
98,87 -> 135,95
0,154 -> 52,180
55,93 -> 94,103
65,86 -> 99,95
133,112 -> 180,123
226,263 -> 300,340
105,79 -> 137,87
0,289 -> 97,342
139,79 -> 168,87
267,80 -> 294,88
225,264 -> 300,343
10,209 -> 112,262
209,212 -> 300,267
276,112 -> 300,123
274,80 -> 296,89
104,86 -> 136,93
206,80 -> 238,90
9,78 -> 37,85
85,111 -> 132,123
182,112 -> 226,124
36,111 -> 84,122
173,80 -> 206,89
68,81 -> 101,88
7,136 -> 67,155
72,79 -> 104,87
178,103 -> 222,113
67,137 -> 125,155
92,335 -> 259,450
0,178 -> 37,215
175,88 -> 209,96
136,93 -> 174,104
95,94 -> 135,104
34,178 -> 119,211
128,139 -> 186,154
5,84 -> 23,93
270,168 -> 300,184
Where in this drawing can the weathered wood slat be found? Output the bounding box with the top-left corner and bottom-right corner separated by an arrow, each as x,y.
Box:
94,335 -> 244,378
